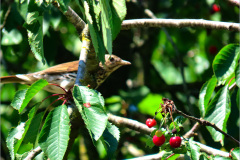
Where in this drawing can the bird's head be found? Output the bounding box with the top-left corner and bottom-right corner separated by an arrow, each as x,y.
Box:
101,54 -> 131,72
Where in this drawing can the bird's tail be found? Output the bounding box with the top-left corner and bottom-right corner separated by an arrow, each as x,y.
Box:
0,75 -> 30,84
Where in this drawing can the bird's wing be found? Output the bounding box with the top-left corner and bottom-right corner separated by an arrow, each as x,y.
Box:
37,61 -> 79,74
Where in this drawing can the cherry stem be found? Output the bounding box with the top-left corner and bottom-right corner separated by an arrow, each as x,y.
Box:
48,83 -> 67,93
48,97 -> 65,108
62,99 -> 67,105
42,94 -> 65,103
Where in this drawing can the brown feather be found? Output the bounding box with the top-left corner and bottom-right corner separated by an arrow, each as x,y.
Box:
37,61 -> 79,75
0,75 -> 26,84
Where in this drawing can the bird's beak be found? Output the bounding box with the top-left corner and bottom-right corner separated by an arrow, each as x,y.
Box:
121,60 -> 131,65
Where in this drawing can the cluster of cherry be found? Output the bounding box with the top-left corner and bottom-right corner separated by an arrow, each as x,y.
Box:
146,118 -> 181,148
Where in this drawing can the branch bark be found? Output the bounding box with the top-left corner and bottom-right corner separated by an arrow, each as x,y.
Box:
23,147 -> 42,160
121,19 -> 240,31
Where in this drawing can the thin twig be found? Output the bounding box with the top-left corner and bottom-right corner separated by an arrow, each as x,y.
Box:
24,147 -> 42,160
121,19 -> 240,31
0,5 -> 11,30
174,109 -> 240,145
107,114 -> 230,157
183,122 -> 200,139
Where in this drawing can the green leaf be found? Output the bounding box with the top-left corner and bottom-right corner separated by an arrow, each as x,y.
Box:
213,44 -> 240,85
236,64 -> 240,88
145,136 -> 155,149
199,76 -> 218,117
23,112 -> 44,144
25,12 -> 46,64
84,1 -> 105,63
205,85 -> 231,145
1,29 -> 23,45
73,86 -> 108,141
187,138 -> 201,160
100,0 -> 113,55
111,0 -> 126,39
11,79 -> 48,113
56,0 -> 70,12
101,122 -> 120,158
231,147 -> 240,160
39,105 -> 70,160
7,122 -> 25,160
14,103 -> 41,154
213,156 -> 231,160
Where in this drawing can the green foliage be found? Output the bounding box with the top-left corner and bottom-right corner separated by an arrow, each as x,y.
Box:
230,147 -> 240,160
187,138 -> 201,160
199,76 -> 217,117
73,86 -> 108,141
1,0 -> 239,159
39,105 -> 71,160
11,79 -> 48,113
213,44 -> 239,85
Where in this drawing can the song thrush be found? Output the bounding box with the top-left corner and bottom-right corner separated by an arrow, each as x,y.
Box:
0,54 -> 131,93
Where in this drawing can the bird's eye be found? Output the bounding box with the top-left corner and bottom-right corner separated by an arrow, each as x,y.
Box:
109,57 -> 114,62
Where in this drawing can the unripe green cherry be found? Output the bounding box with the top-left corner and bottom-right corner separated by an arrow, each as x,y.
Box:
155,130 -> 163,137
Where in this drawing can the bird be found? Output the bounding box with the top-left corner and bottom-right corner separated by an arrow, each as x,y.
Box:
0,54 -> 131,93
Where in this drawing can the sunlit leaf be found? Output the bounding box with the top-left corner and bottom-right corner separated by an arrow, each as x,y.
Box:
39,105 -> 70,160
25,12 -> 46,64
100,0 -> 113,55
230,147 -> 240,160
1,29 -> 23,45
187,138 -> 200,160
199,76 -> 217,117
236,64 -> 240,88
205,85 -> 231,145
14,103 -> 41,154
213,44 -> 239,85
111,0 -> 126,39
73,86 -> 108,141
11,79 -> 48,113
101,122 -> 120,158
6,122 -> 25,160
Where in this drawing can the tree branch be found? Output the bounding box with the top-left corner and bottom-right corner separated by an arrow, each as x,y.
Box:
121,19 -> 240,31
23,147 -> 42,160
108,114 -> 230,157
183,122 -> 200,139
174,109 -> 240,145
64,6 -> 86,35
75,25 -> 90,86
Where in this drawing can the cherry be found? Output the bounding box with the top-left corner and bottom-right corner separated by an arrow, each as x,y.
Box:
169,136 -> 182,148
153,135 -> 165,146
155,130 -> 163,137
209,46 -> 218,55
212,4 -> 220,13
146,118 -> 157,128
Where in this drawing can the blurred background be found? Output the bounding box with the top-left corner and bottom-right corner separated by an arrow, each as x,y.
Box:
1,0 -> 239,159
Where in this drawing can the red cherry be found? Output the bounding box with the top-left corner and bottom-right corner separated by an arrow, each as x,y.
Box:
169,136 -> 182,148
212,4 -> 220,13
209,46 -> 218,55
153,135 -> 165,146
146,118 -> 157,128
